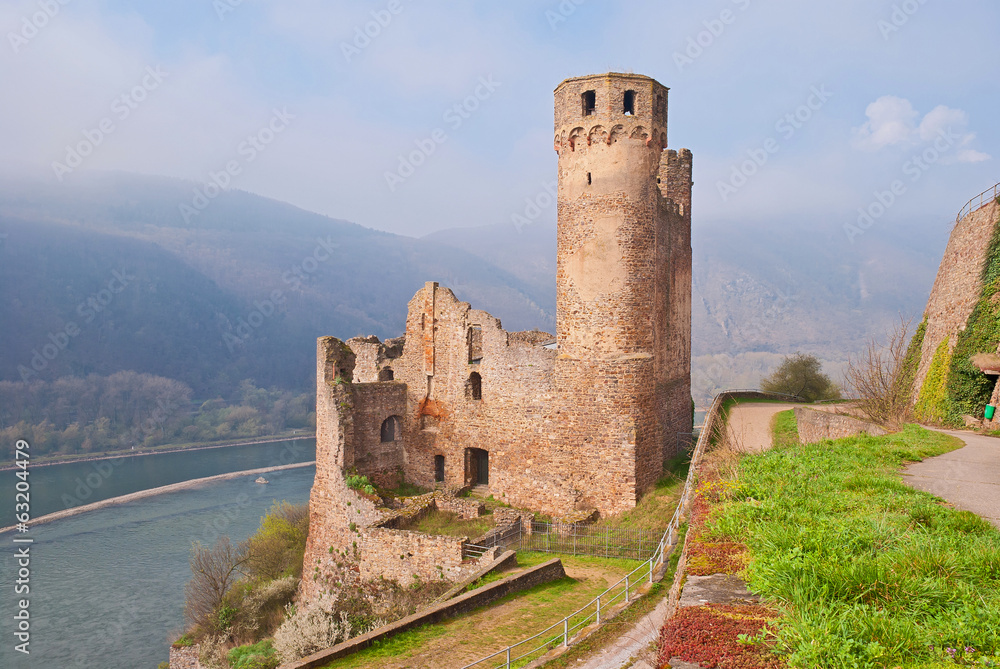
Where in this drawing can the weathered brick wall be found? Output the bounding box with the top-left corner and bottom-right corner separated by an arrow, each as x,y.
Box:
359,527 -> 472,583
913,200 -> 999,398
794,406 -> 888,444
348,382 -> 406,488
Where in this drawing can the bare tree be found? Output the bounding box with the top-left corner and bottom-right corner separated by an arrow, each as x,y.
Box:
184,536 -> 250,630
846,316 -> 913,426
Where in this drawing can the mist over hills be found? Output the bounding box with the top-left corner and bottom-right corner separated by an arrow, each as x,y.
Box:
0,171 -> 945,406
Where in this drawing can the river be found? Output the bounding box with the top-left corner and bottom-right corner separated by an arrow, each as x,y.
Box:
0,439 -> 316,669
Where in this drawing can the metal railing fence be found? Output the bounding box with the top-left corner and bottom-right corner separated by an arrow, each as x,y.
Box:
957,181 -> 1000,223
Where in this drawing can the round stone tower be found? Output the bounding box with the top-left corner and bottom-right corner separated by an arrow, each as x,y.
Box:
553,72 -> 692,504
554,73 -> 671,358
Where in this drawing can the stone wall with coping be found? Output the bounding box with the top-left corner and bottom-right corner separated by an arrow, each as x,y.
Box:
794,406 -> 888,444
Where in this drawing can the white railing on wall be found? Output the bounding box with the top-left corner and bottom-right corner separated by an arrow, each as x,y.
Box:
957,181 -> 1000,223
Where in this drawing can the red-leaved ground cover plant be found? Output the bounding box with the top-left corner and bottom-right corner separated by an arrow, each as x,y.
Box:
657,454 -> 786,668
658,604 -> 784,669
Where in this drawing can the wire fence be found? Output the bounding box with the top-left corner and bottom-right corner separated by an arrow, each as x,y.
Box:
471,521 -> 660,561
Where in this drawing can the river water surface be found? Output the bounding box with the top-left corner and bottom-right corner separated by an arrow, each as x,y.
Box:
0,439 -> 316,669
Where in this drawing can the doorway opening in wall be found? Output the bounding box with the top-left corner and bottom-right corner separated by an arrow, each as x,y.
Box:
434,455 -> 445,483
466,448 -> 489,487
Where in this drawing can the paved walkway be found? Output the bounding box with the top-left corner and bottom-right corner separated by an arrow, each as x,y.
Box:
903,429 -> 1000,530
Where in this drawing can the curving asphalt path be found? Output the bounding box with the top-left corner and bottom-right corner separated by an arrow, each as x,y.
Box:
903,429 -> 1000,530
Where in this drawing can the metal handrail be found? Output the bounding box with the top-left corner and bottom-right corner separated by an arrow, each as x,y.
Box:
460,389 -> 763,669
957,181 -> 1000,223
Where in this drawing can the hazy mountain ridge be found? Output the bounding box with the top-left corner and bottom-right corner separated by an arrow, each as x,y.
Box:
0,171 -> 945,405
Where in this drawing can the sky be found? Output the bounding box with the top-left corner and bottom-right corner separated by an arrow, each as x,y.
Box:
1,0 -> 998,242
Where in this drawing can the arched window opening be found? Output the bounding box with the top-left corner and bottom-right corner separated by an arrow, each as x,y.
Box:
380,415 -> 401,443
468,372 -> 482,401
378,367 -> 394,382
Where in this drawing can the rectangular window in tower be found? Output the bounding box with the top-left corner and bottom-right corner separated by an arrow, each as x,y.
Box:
582,90 -> 596,116
624,90 -> 635,115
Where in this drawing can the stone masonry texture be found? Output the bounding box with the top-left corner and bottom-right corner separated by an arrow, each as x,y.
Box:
301,73 -> 693,596
912,200 -> 1000,399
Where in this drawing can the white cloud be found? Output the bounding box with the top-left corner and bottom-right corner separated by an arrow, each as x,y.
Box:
853,96 -> 990,162
852,96 -> 918,150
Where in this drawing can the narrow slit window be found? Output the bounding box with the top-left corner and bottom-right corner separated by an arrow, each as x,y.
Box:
582,90 -> 596,116
587,172 -> 592,185
468,372 -> 482,401
623,90 -> 635,115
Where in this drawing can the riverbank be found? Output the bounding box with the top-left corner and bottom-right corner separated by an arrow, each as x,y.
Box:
0,432 -> 316,472
0,460 -> 315,535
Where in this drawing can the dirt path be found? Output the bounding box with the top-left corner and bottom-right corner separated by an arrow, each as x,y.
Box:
904,429 -> 1000,529
724,402 -> 800,453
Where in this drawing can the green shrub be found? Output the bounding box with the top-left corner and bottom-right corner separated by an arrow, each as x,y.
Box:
914,338 -> 951,423
228,639 -> 279,669
900,316 -> 927,400
346,474 -> 376,496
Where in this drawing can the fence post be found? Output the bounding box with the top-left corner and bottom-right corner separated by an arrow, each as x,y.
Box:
564,618 -> 569,647
625,575 -> 630,603
596,595 -> 601,624
506,647 -> 511,668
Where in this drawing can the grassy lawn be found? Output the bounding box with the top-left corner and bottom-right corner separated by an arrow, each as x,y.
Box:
707,415 -> 1000,668
408,508 -> 495,538
320,554 -> 640,669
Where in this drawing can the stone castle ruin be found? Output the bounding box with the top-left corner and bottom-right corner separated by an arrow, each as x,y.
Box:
302,73 -> 694,595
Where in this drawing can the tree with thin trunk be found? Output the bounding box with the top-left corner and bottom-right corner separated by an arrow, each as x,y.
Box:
845,317 -> 914,426
184,536 -> 250,630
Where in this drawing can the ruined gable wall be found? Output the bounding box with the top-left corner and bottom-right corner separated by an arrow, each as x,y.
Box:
389,284 -> 574,514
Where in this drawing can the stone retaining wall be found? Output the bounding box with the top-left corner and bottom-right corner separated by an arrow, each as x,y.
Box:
794,406 -> 888,444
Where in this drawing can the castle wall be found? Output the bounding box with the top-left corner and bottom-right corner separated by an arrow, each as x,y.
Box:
303,73 -> 694,593
349,382 -> 407,489
913,200 -> 1000,397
